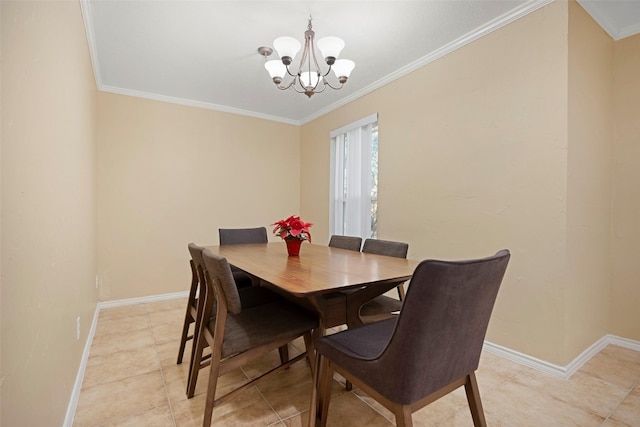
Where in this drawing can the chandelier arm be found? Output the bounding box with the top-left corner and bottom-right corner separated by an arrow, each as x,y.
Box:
308,28 -> 327,92
284,65 -> 298,78
322,78 -> 344,91
275,79 -> 297,91
313,82 -> 329,93
296,27 -> 312,77
291,85 -> 307,94
292,76 -> 307,93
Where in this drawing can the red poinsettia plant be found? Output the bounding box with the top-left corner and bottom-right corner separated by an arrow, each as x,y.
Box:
272,215 -> 313,242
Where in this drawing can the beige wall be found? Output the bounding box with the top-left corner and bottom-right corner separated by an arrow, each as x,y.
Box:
302,1 -> 640,363
96,93 -> 300,300
1,1 -> 98,425
1,3 -> 638,424
611,33 -> 640,341
302,1 -> 573,364
565,0 -> 613,359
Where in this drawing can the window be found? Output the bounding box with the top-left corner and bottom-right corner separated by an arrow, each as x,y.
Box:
330,113 -> 378,239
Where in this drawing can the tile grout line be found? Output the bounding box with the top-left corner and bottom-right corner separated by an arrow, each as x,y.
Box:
145,302 -> 179,427
82,304 -> 167,427
598,375 -> 639,426
350,387 -> 396,425
243,366 -> 288,426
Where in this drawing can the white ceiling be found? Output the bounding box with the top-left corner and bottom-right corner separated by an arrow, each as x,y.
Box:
82,0 -> 640,125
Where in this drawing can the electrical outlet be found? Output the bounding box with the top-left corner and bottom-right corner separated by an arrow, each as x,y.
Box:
76,316 -> 81,340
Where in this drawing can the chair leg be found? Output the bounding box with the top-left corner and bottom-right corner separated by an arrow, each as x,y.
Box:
307,352 -> 323,427
316,357 -> 334,427
176,312 -> 193,364
187,327 -> 207,398
303,331 -> 316,375
278,344 -> 289,365
201,344 -> 223,427
393,405 -> 413,427
464,372 -> 487,427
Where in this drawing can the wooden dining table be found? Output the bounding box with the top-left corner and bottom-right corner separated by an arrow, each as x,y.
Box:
205,242 -> 420,330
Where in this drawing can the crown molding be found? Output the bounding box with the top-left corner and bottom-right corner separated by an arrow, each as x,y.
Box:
577,0 -> 621,39
80,0 -> 102,89
98,85 -> 301,126
81,0 -> 554,126
299,0 -> 554,125
618,21 -> 640,40
577,0 -> 640,41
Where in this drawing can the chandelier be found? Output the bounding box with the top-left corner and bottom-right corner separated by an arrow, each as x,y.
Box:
258,17 -> 355,98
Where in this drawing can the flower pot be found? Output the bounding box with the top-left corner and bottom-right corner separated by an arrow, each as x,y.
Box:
285,239 -> 303,256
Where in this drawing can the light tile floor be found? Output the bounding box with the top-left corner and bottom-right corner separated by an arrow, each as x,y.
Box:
73,298 -> 640,426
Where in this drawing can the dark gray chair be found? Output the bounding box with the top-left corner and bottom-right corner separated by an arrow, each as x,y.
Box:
362,238 -> 408,258
192,249 -> 318,427
354,238 -> 409,322
325,236 -> 409,325
317,235 -> 362,330
219,227 -> 268,288
180,243 -> 284,388
328,236 -> 406,391
328,235 -> 362,251
309,250 -> 511,427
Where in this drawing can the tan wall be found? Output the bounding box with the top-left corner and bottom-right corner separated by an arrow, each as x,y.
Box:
96,93 -> 300,300
611,33 -> 640,341
565,1 -> 613,359
1,1 -> 98,425
302,2 -> 575,364
0,7 -> 636,427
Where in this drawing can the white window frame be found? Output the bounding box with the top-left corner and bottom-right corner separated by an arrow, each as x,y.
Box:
329,113 -> 378,240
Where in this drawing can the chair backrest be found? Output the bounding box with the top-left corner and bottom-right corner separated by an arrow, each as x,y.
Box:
375,250 -> 510,404
188,243 -> 210,291
362,238 -> 408,259
219,227 -> 268,245
188,242 -> 206,273
328,235 -> 362,252
200,248 -> 243,314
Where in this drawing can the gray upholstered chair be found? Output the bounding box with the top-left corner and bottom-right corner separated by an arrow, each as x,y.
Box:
219,227 -> 268,288
328,235 -> 362,251
309,250 -> 511,427
325,236 -> 409,326
192,248 -> 318,427
179,243 -> 284,388
353,238 -> 409,322
316,235 -> 362,330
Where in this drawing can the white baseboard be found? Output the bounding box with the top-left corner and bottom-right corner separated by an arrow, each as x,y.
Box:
98,290 -> 189,309
484,334 -> 640,380
64,291 -> 640,424
62,291 -> 188,426
63,304 -> 101,427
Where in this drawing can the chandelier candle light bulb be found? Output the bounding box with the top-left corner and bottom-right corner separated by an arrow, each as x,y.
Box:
258,17 -> 355,98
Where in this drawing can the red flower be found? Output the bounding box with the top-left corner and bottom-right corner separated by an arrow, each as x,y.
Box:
271,215 -> 313,242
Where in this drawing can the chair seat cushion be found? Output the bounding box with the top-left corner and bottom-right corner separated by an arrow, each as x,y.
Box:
214,301 -> 318,357
315,317 -> 396,361
359,295 -> 402,318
